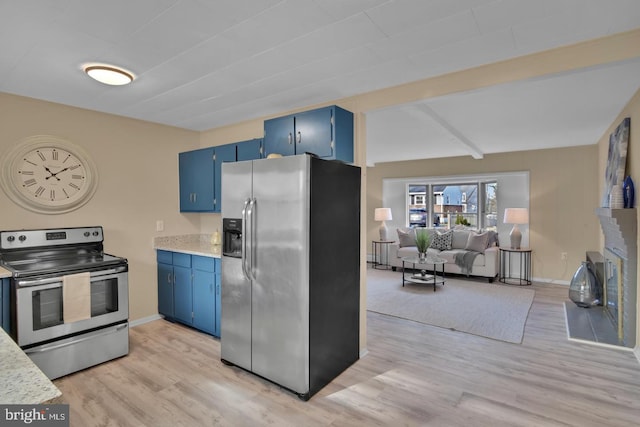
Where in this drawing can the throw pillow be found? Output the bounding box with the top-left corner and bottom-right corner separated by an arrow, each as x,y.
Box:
485,230 -> 499,248
430,230 -> 453,251
451,230 -> 470,249
397,228 -> 416,248
465,232 -> 489,253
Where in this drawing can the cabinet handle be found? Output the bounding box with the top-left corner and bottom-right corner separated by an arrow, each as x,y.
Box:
193,193 -> 197,203
296,131 -> 301,144
167,273 -> 172,283
288,133 -> 293,144
216,283 -> 220,295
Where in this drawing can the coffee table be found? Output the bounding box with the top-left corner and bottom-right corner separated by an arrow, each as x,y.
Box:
401,256 -> 447,292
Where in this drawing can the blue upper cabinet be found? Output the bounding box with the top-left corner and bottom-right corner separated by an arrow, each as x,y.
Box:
295,108 -> 334,158
263,105 -> 353,163
236,138 -> 263,161
179,139 -> 263,213
179,147 -> 215,212
264,115 -> 296,156
213,144 -> 237,213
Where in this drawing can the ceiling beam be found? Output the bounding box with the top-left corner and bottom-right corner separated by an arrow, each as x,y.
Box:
343,28 -> 640,114
415,104 -> 484,159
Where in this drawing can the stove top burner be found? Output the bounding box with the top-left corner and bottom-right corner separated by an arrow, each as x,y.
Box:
0,226 -> 127,278
2,253 -> 125,276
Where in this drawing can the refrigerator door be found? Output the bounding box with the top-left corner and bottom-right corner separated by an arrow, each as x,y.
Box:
251,155 -> 310,394
221,160 -> 253,370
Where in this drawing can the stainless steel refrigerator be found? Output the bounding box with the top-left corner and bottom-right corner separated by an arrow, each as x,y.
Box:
220,154 -> 360,400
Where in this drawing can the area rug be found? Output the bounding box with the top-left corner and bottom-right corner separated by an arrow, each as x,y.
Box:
367,268 -> 535,343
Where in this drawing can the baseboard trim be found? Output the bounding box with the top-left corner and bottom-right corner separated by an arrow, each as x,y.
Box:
532,277 -> 570,285
359,348 -> 369,358
129,314 -> 163,328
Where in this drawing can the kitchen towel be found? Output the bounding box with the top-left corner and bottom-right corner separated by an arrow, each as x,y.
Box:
63,272 -> 91,323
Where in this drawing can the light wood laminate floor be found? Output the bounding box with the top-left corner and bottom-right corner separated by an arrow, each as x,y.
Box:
54,278 -> 640,426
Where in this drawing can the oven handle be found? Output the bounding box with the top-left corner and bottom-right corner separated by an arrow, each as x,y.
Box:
23,323 -> 128,354
16,266 -> 127,287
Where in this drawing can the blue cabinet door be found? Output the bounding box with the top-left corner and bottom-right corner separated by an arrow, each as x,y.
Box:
157,262 -> 174,319
214,144 -> 237,213
236,138 -> 263,161
263,106 -> 353,162
179,147 -> 215,212
295,107 -> 334,158
264,115 -> 296,157
193,269 -> 215,335
1,278 -> 9,333
173,265 -> 193,324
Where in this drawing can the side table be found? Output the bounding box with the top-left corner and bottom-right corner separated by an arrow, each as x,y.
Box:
499,247 -> 532,286
372,240 -> 395,270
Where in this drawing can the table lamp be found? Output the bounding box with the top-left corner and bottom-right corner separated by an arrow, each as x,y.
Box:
503,208 -> 528,249
374,208 -> 393,241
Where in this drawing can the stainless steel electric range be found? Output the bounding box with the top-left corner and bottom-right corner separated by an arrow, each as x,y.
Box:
0,226 -> 129,379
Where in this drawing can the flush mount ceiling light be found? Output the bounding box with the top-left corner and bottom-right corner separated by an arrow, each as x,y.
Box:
84,65 -> 134,86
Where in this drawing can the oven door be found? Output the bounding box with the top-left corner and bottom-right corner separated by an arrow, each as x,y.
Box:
14,267 -> 128,347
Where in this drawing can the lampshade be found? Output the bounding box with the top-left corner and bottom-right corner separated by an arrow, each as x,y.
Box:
503,208 -> 528,224
85,65 -> 134,86
374,208 -> 392,221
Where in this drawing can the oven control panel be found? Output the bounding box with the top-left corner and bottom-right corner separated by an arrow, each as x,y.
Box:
0,226 -> 103,249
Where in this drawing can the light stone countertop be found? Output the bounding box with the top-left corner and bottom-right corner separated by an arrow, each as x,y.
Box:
154,234 -> 221,258
0,267 -> 11,278
0,327 -> 62,404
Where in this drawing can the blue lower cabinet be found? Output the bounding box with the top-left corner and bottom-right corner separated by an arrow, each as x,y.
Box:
157,262 -> 174,319
173,265 -> 193,325
193,269 -> 215,335
1,278 -> 10,333
156,251 -> 220,337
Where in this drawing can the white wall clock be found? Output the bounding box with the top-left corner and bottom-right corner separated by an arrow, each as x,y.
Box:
0,135 -> 99,214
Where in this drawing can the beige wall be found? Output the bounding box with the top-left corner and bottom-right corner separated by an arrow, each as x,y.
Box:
0,92 -> 201,321
595,87 -> 640,356
367,146 -> 600,282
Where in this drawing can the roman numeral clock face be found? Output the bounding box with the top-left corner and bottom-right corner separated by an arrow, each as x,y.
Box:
19,148 -> 86,203
0,136 -> 98,214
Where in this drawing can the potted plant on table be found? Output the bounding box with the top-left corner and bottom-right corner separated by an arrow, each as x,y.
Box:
415,229 -> 431,261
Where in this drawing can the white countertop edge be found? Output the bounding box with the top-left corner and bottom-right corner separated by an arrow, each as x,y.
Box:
154,245 -> 221,258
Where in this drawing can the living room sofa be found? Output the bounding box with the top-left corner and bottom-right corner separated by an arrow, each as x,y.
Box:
388,227 -> 499,282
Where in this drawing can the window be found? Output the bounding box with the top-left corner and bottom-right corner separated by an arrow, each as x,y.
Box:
383,172 -> 527,245
482,181 -> 498,231
406,181 -> 497,229
407,185 -> 427,227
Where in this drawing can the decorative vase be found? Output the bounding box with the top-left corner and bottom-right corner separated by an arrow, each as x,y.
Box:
569,262 -> 601,308
419,251 -> 427,261
623,176 -> 634,208
610,184 -> 624,208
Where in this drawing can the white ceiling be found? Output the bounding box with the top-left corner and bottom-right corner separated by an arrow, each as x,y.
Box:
1,0 -> 639,165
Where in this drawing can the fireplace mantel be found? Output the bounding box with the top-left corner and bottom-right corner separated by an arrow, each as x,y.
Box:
595,207 -> 637,347
595,208 -> 637,258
